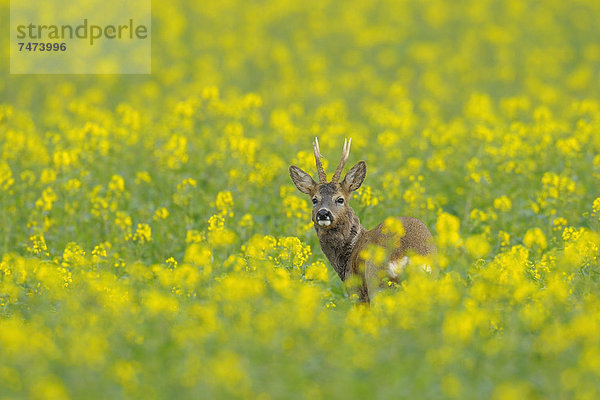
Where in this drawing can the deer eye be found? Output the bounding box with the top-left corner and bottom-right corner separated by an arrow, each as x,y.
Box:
336,197 -> 344,204
312,197 -> 318,205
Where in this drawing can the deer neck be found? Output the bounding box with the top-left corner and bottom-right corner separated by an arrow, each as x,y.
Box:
315,208 -> 365,281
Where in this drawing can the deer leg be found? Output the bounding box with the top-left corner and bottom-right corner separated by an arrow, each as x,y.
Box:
344,271 -> 370,303
364,260 -> 394,300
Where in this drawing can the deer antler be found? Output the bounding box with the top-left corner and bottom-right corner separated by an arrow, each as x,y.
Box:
313,137 -> 327,183
331,138 -> 351,183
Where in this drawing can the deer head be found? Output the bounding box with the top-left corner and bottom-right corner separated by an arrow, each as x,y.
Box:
289,138 -> 366,230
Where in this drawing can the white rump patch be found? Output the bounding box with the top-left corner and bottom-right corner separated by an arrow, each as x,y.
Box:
388,256 -> 409,278
388,256 -> 432,277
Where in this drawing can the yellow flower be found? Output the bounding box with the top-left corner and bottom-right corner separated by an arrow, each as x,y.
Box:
27,234 -> 49,257
40,168 -> 57,184
153,207 -> 169,220
523,228 -> 547,250
436,212 -> 461,248
592,197 -> 600,220
465,234 -> 491,258
498,231 -> 511,247
92,242 -> 111,262
132,223 -> 152,243
381,217 -> 406,239
165,257 -> 178,269
135,171 -> 152,184
360,244 -> 387,265
304,261 -> 329,282
115,211 -> 132,230
185,230 -> 205,243
553,217 -> 567,231
108,174 -> 125,193
357,185 -> 379,207
62,242 -> 86,267
493,195 -> 512,212
35,187 -> 57,212
143,290 -> 179,315
0,162 -> 15,191
184,243 -> 212,267
215,191 -> 234,215
238,213 -> 253,228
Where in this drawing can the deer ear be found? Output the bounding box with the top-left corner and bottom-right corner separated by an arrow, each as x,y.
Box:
341,161 -> 366,192
289,165 -> 316,194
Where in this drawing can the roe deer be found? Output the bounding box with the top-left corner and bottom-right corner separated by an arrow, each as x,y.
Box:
289,138 -> 436,303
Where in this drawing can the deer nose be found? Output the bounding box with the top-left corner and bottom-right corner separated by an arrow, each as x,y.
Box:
316,209 -> 332,221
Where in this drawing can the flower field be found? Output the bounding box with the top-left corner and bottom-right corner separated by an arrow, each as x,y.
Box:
1,0 -> 600,398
